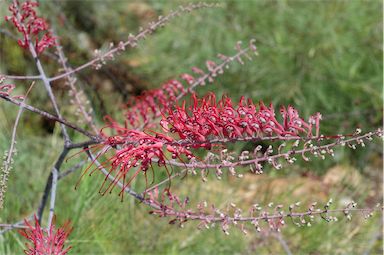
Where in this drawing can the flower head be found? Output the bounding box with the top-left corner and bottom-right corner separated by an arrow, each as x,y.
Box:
161,93 -> 322,143
19,215 -> 72,255
5,1 -> 56,54
124,78 -> 186,128
85,119 -> 194,197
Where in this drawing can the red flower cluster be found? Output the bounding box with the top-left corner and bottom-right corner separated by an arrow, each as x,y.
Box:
123,71 -> 203,128
161,93 -> 322,143
19,216 -> 72,255
91,93 -> 321,195
5,1 -> 56,54
95,126 -> 193,195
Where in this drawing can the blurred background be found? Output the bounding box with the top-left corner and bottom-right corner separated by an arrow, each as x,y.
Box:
0,0 -> 382,254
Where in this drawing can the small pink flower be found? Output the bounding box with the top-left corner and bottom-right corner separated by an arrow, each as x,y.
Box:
180,73 -> 195,85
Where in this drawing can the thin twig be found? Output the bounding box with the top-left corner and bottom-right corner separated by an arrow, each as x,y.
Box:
0,224 -> 28,229
175,46 -> 253,101
171,133 -> 347,147
47,167 -> 58,229
86,148 -> 382,226
54,32 -> 99,134
67,139 -> 101,149
155,207 -> 381,223
37,148 -> 69,224
47,3 -> 219,82
0,94 -> 97,140
77,156 -> 382,225
58,161 -> 86,180
9,0 -> 71,145
28,43 -> 71,145
143,169 -> 187,194
1,74 -> 41,80
1,3 -> 219,81
0,160 -> 85,235
0,215 -> 33,235
165,129 -> 383,170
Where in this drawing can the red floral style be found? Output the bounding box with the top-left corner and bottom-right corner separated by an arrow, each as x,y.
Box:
19,216 -> 72,255
5,1 -> 56,54
161,93 -> 322,143
123,70 -> 203,129
124,78 -> 187,128
91,125 -> 194,197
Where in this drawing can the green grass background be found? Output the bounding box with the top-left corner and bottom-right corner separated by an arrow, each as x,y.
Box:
0,0 -> 382,254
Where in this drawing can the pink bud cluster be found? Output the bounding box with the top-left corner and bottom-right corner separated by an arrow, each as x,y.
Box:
0,84 -> 15,97
0,77 -> 24,100
19,216 -> 72,255
147,188 -> 190,218
161,93 -> 322,144
5,1 -> 56,54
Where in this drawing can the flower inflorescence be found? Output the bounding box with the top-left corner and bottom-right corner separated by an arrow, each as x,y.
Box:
83,128 -> 194,198
5,0 -> 56,54
146,188 -> 382,235
124,79 -> 186,128
91,85 -> 383,197
19,215 -> 72,255
161,93 -> 322,144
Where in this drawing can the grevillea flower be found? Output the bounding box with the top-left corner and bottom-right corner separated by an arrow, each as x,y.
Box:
19,215 -> 72,255
123,72 -> 196,128
5,1 -> 56,54
83,119 -> 194,197
161,93 -> 322,144
124,78 -> 186,128
87,93 -> 321,196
